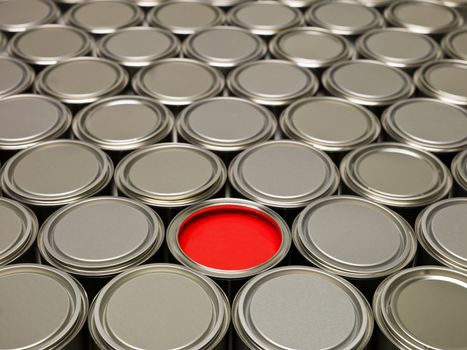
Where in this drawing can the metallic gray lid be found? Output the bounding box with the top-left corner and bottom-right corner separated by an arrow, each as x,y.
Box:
96,27 -> 180,67
0,0 -> 60,33
356,28 -> 442,70
442,27 -> 467,60
227,59 -> 319,106
64,0 -> 144,35
280,97 -> 380,153
384,0 -> 463,34
177,97 -> 276,152
322,60 -> 414,106
305,0 -> 385,36
72,95 -> 174,151
227,1 -> 303,36
340,142 -> 453,208
0,198 -> 38,266
7,25 -> 94,66
89,264 -> 230,350
373,266 -> 467,350
293,196 -> 416,279
451,149 -> 467,191
114,143 -> 226,207
182,26 -> 267,69
38,196 -> 164,277
269,27 -> 355,69
0,264 -> 88,350
382,98 -> 467,153
132,58 -> 224,106
0,140 -> 114,207
233,266 -> 373,350
0,94 -> 72,151
229,140 -> 339,208
34,57 -> 128,105
147,0 -> 225,36
414,59 -> 467,106
416,198 -> 467,273
0,57 -> 35,99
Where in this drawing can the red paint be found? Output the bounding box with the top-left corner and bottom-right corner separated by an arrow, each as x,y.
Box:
178,205 -> 283,270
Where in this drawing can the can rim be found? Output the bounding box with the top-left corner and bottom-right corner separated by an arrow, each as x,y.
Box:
277,0 -> 320,8
441,27 -> 467,60
451,149 -> 467,190
0,57 -> 35,99
0,0 -> 60,33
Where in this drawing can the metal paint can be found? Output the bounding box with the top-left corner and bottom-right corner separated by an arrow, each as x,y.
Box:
0,57 -> 35,99
451,149 -> 467,196
442,27 -> 467,60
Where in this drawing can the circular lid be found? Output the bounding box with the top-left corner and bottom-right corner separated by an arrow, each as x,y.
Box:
229,140 -> 339,208
89,264 -> 230,350
452,149 -> 467,191
305,0 -> 384,36
64,0 -> 144,35
1,140 -> 114,207
227,60 -> 319,106
0,264 -> 88,350
0,94 -> 72,151
8,25 -> 94,66
182,26 -> 267,68
147,0 -> 224,36
132,58 -> 224,106
72,96 -> 174,151
384,0 -> 463,34
97,27 -> 180,67
0,0 -> 60,33
114,143 -> 226,207
177,97 -> 276,152
442,27 -> 467,60
374,266 -> 467,350
233,266 -> 373,350
0,57 -> 35,99
227,1 -> 303,36
269,27 -> 355,69
414,59 -> 467,106
322,60 -> 414,106
38,197 -> 164,277
0,199 -> 38,266
35,57 -> 128,105
167,198 -> 291,279
340,142 -> 452,208
280,97 -> 380,152
382,98 -> 467,153
356,28 -> 441,69
293,196 -> 416,279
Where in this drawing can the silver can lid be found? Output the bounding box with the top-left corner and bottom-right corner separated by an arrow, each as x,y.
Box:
373,266 -> 467,350
147,0 -> 224,36
280,97 -> 380,153
382,98 -> 467,154
227,59 -> 319,106
293,196 -> 416,279
356,28 -> 441,70
0,199 -> 38,266
233,266 -> 373,350
442,27 -> 467,60
89,264 -> 230,350
269,27 -> 355,69
132,58 -> 224,106
64,0 -> 144,35
96,27 -> 180,67
229,140 -> 339,208
384,0 -> 463,34
0,94 -> 72,151
322,60 -> 414,106
114,143 -> 226,207
414,59 -> 467,106
0,264 -> 88,350
73,96 -> 174,152
35,57 -> 128,105
451,149 -> 467,192
0,0 -> 60,33
1,140 -> 114,207
177,97 -> 276,153
0,57 -> 35,99
341,142 -> 452,208
38,196 -> 164,277
305,0 -> 384,36
182,26 -> 267,69
227,1 -> 303,36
